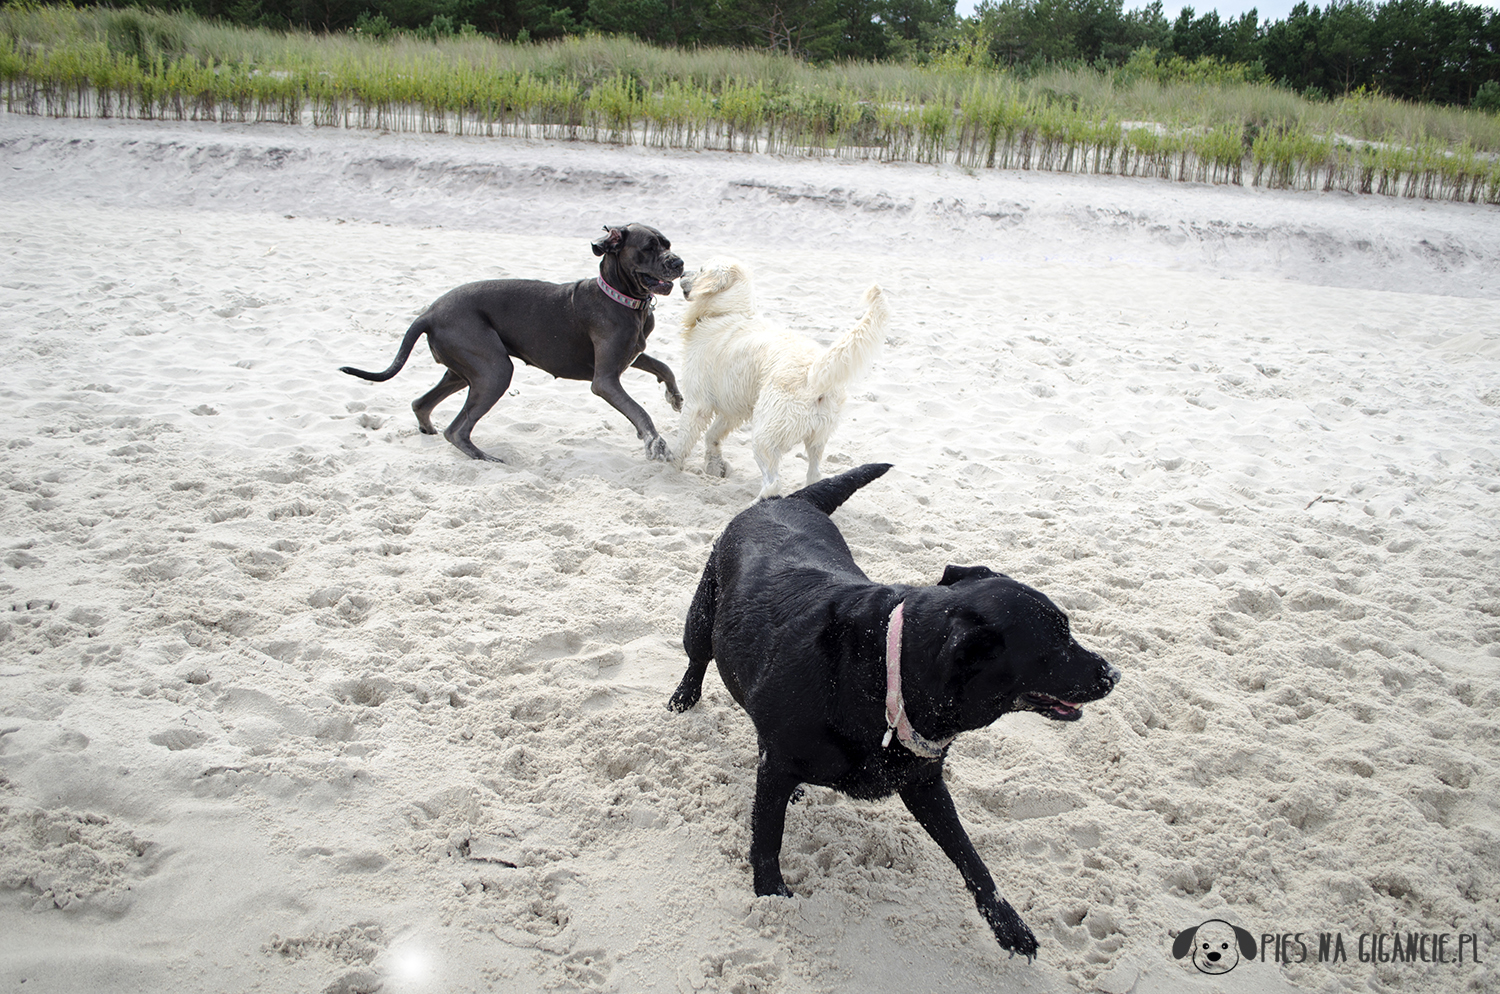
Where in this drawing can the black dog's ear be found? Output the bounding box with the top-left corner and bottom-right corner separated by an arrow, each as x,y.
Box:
939,564 -> 1001,586
1171,925 -> 1200,960
1231,924 -> 1257,959
592,225 -> 628,257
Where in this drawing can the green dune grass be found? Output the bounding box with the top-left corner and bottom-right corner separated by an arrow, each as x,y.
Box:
4,5 -> 1497,203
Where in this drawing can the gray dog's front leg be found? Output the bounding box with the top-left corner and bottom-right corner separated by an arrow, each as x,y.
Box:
631,353 -> 683,412
592,374 -> 671,461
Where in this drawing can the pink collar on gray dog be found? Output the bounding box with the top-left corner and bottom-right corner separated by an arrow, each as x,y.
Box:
883,601 -> 954,759
597,275 -> 646,310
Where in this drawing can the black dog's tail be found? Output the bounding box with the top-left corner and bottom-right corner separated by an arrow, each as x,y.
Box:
339,315 -> 430,382
793,463 -> 892,516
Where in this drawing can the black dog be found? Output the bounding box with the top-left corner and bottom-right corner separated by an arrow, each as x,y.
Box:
340,223 -> 684,462
668,463 -> 1120,960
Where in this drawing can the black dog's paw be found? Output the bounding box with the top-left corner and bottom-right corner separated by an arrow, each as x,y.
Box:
980,899 -> 1039,961
667,387 -> 684,412
667,682 -> 701,712
752,869 -> 793,899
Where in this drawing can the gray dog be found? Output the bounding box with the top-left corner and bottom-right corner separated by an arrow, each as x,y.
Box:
340,223 -> 685,462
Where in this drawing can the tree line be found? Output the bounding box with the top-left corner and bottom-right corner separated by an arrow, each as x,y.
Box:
66,0 -> 1500,108
970,0 -> 1500,107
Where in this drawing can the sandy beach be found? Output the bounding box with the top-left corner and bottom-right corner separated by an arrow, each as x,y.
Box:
2,111 -> 1498,994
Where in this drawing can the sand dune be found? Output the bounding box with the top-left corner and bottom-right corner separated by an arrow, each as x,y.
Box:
2,113 -> 1498,994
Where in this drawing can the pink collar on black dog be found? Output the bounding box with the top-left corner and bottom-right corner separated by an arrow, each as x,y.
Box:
597,275 -> 647,310
883,601 -> 954,759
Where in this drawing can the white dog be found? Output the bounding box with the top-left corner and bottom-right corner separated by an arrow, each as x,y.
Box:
673,259 -> 888,499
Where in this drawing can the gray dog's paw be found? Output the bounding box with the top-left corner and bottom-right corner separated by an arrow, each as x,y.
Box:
645,436 -> 673,462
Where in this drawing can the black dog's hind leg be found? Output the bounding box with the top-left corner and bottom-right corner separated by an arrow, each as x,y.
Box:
900,774 -> 1040,960
413,369 -> 467,435
749,746 -> 799,897
669,550 -> 718,712
631,353 -> 683,412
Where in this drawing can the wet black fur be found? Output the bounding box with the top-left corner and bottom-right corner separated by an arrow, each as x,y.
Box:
668,463 -> 1120,960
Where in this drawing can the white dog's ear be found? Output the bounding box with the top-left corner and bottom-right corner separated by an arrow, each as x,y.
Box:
691,260 -> 747,296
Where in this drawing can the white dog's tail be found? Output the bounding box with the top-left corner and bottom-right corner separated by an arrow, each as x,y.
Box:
807,284 -> 887,397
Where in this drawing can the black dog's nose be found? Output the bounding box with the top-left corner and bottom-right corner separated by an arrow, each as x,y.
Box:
1105,663 -> 1121,686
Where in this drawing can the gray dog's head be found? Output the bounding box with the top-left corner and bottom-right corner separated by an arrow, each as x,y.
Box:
592,223 -> 684,298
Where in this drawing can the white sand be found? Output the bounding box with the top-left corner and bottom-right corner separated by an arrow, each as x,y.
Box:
2,112 -> 1498,994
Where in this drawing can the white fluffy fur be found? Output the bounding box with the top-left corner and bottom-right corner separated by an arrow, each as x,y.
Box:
673,259 -> 888,499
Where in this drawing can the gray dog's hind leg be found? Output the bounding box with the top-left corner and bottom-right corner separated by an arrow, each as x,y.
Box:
441,354 -> 515,462
413,370 -> 467,435
632,353 -> 683,412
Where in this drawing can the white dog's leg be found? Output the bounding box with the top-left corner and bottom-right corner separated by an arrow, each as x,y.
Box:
675,405 -> 713,470
803,437 -> 826,487
703,415 -> 737,478
753,439 -> 784,499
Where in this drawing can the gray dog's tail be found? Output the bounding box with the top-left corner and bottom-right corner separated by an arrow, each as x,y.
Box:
339,315 -> 430,382
794,463 -> 892,516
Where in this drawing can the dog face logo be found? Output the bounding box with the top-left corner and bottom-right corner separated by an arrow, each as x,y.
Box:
1172,919 -> 1256,974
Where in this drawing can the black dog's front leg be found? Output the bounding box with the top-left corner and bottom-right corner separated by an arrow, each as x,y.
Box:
749,747 -> 800,897
900,774 -> 1039,960
631,353 -> 683,412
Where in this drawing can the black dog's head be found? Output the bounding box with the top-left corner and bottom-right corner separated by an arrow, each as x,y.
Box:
592,223 -> 684,297
910,564 -> 1119,731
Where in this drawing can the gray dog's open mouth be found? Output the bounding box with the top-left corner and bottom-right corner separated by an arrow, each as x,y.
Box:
1019,692 -> 1084,721
642,276 -> 675,296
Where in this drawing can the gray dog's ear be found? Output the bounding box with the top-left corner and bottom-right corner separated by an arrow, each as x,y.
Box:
1171,925 -> 1200,960
939,564 -> 1001,586
592,225 -> 628,256
1230,924 -> 1257,959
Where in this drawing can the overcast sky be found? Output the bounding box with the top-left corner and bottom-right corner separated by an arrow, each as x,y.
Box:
953,0 -> 1500,27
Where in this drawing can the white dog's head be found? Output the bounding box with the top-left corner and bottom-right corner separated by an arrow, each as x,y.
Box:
680,258 -> 755,326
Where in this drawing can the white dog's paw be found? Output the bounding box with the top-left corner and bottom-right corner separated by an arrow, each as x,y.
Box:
705,454 -> 728,478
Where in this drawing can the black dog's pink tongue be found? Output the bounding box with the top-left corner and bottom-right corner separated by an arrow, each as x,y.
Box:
649,279 -> 674,296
